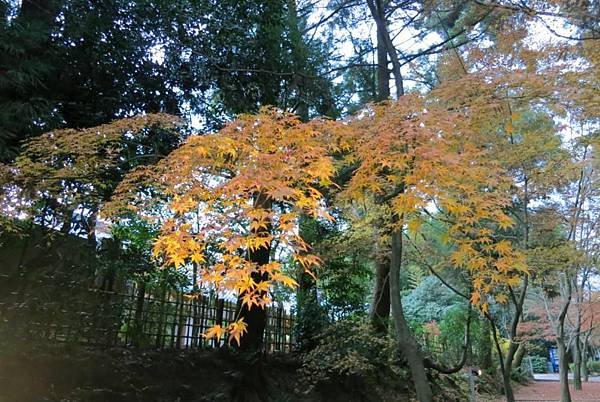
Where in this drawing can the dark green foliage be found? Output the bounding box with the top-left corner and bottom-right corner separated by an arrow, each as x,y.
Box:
523,355 -> 548,374
0,0 -> 61,159
403,276 -> 463,324
1,0 -> 339,161
586,360 -> 600,374
300,317 -> 400,391
96,219 -> 159,287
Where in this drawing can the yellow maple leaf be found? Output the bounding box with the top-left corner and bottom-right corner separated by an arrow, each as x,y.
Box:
228,319 -> 248,347
495,294 -> 509,304
203,325 -> 224,341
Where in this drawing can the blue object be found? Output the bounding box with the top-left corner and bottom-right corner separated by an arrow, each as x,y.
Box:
549,348 -> 559,373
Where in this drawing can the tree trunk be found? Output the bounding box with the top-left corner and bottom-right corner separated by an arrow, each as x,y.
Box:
287,0 -> 309,121
572,282 -> 583,389
489,319 -> 515,402
502,375 -> 515,402
573,335 -> 582,390
558,340 -> 572,402
132,280 -> 146,347
514,343 -> 526,372
371,256 -> 390,333
497,277 -> 528,402
367,0 -> 404,99
367,0 -> 400,335
390,228 -> 433,402
479,317 -> 493,371
557,275 -> 573,402
376,25 -> 390,101
237,193 -> 272,351
582,330 -> 590,382
294,269 -> 322,351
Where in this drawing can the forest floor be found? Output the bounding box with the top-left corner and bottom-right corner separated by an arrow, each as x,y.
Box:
0,344 -> 423,402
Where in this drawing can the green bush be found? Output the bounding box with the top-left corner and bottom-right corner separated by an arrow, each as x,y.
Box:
586,360 -> 600,374
524,355 -> 548,373
300,317 -> 399,390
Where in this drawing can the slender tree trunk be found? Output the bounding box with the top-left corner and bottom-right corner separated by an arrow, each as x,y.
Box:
573,334 -> 582,390
557,275 -> 573,402
479,317 -> 493,371
494,176 -> 530,401
572,277 -> 585,389
133,280 -> 146,347
582,329 -> 591,382
287,0 -> 309,121
368,0 -> 396,335
390,228 -> 432,402
191,262 -> 200,347
558,340 -> 572,402
367,0 -> 404,99
489,318 -> 516,402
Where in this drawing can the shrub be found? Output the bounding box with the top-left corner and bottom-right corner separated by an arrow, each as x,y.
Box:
586,360 -> 600,374
300,316 -> 399,390
523,355 -> 548,373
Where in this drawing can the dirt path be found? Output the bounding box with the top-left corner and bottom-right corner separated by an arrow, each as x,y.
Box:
488,381 -> 600,401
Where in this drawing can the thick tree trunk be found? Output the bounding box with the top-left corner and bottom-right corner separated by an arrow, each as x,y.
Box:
371,256 -> 390,333
132,280 -> 146,347
287,0 -> 309,121
390,228 -> 433,402
502,375 -> 515,402
376,25 -> 390,101
237,193 -> 272,351
513,343 -> 526,372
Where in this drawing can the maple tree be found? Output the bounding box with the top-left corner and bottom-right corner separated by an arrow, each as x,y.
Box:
331,93 -> 525,402
0,114 -> 179,242
106,107 -> 341,349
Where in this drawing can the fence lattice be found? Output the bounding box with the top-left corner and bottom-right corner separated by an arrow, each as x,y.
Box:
0,284 -> 294,353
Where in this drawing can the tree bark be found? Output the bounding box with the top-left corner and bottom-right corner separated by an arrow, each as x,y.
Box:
514,343 -> 526,372
367,0 -> 404,99
557,275 -> 573,402
572,276 -> 585,390
558,340 -> 572,402
489,316 -> 516,402
368,0 -> 397,335
376,24 -> 390,101
237,193 -> 272,351
390,227 -> 433,402
371,256 -> 390,333
479,317 -> 493,371
582,329 -> 591,382
573,333 -> 582,390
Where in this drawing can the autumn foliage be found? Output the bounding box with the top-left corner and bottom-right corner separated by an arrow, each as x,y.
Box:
100,90 -> 531,345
